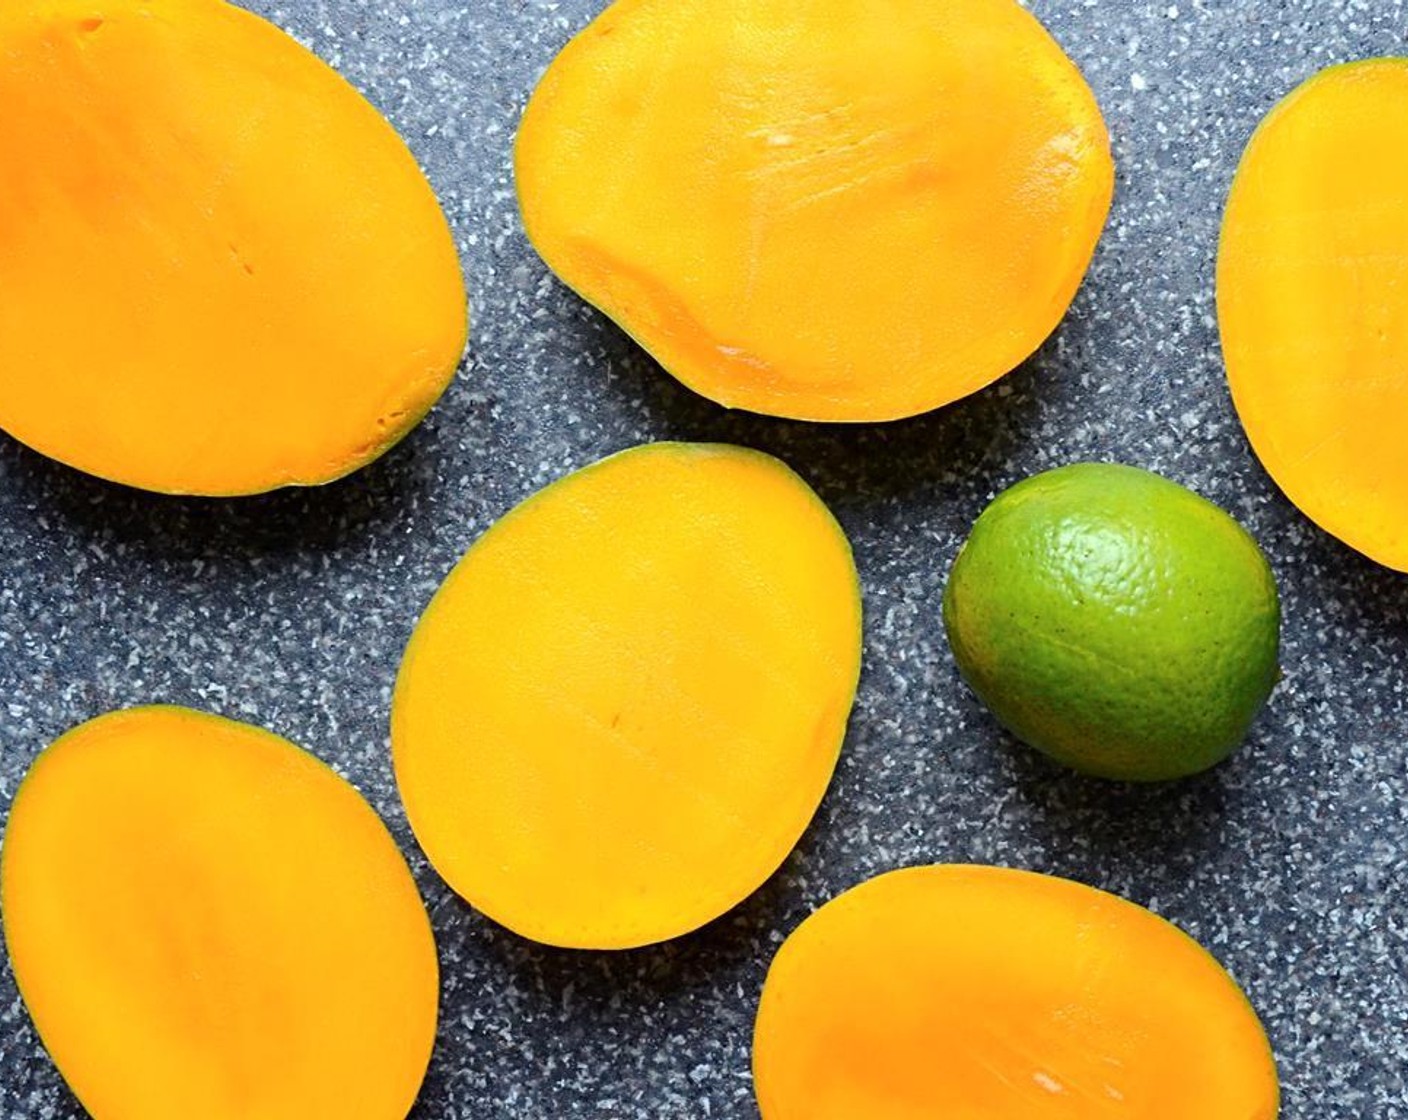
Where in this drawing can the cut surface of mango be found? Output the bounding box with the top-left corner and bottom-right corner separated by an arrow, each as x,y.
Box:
754,865 -> 1280,1120
393,443 -> 862,949
0,0 -> 467,494
0,706 -> 439,1120
517,0 -> 1112,422
1219,58 -> 1408,570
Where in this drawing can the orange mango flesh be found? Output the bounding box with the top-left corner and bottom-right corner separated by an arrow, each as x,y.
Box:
516,0 -> 1113,423
392,443 -> 862,949
0,0 -> 467,495
1219,59 -> 1408,570
0,707 -> 439,1120
754,865 -> 1280,1120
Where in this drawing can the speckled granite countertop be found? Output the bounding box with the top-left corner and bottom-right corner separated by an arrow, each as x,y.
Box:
2,1 -> 1407,1117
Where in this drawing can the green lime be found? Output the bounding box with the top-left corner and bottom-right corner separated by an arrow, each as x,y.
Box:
942,463 -> 1281,782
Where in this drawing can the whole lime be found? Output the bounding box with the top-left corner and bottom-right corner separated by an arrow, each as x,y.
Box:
942,463 -> 1280,782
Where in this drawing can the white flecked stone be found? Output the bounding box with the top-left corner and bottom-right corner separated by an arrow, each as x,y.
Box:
3,2 -> 1408,1117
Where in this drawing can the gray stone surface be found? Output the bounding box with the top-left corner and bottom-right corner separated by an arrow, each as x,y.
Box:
2,0 -> 1407,1116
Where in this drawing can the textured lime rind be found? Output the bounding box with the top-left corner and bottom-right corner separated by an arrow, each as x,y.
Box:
943,463 -> 1281,782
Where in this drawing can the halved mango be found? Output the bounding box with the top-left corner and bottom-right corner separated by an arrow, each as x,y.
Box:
0,0 -> 467,495
516,0 -> 1113,422
392,443 -> 862,949
0,707 -> 439,1120
754,865 -> 1279,1119
1219,59 -> 1408,570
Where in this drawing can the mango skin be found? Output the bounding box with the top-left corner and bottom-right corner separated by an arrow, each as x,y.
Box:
0,0 -> 468,495
1219,58 -> 1408,570
754,865 -> 1280,1120
516,0 -> 1113,422
0,706 -> 440,1120
393,443 -> 863,950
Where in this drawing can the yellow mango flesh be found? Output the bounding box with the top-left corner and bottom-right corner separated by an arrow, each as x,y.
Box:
754,865 -> 1279,1120
0,0 -> 467,495
0,707 -> 439,1120
516,0 -> 1113,422
1219,59 -> 1408,570
392,443 -> 862,949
